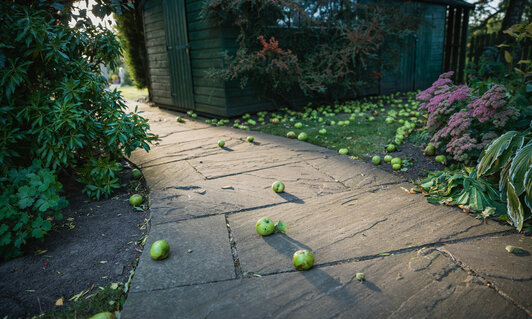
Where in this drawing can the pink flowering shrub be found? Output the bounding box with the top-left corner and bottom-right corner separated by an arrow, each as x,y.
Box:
417,72 -> 518,162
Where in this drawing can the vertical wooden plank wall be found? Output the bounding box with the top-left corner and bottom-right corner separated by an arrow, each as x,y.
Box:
185,0 -> 229,116
380,2 -> 446,93
442,6 -> 471,82
143,0 -> 173,106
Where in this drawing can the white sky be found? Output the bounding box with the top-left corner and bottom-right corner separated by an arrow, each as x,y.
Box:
70,0 -> 116,30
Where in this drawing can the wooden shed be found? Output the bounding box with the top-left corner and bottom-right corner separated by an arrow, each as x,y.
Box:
140,0 -> 473,117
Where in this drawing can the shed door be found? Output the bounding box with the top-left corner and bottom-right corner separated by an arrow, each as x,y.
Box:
163,0 -> 194,110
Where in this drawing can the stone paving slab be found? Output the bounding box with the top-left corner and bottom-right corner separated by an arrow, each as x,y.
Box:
147,162 -> 348,224
442,233 -> 532,314
228,183 -> 510,274
122,248 -> 526,319
130,130 -> 242,168
130,215 -> 235,293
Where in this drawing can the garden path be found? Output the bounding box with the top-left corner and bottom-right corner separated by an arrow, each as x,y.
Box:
122,100 -> 532,318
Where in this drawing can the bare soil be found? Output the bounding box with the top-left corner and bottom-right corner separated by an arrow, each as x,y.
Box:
0,161 -> 149,319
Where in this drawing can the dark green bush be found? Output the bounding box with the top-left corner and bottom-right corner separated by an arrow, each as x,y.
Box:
114,1 -> 149,89
0,1 -> 153,258
0,160 -> 67,260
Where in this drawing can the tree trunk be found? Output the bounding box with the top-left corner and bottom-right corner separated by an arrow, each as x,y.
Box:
501,0 -> 526,31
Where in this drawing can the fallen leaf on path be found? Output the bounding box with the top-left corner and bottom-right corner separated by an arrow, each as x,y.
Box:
221,186 -> 234,190
55,297 -> 64,306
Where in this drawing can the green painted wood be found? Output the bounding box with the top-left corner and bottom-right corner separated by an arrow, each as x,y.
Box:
163,0 -> 195,110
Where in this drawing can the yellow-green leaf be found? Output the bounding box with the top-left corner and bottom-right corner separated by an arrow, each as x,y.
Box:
509,141 -> 532,195
507,182 -> 524,232
504,50 -> 513,63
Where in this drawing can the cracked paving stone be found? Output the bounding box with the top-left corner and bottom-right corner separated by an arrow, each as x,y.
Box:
443,233 -> 532,313
129,215 -> 235,293
228,184 -> 511,274
122,249 -> 526,319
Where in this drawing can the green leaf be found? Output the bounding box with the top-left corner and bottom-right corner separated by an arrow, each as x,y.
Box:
507,181 -> 524,232
509,141 -> 532,195
455,190 -> 469,205
31,228 -> 44,239
477,131 -> 522,177
469,188 -> 484,211
524,167 -> 532,212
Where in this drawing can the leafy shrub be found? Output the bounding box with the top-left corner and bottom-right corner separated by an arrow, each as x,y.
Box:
114,2 -> 149,89
0,1 -> 153,258
416,72 -> 524,163
416,166 -> 505,214
0,160 -> 67,260
202,0 -> 422,104
477,127 -> 532,231
0,3 -> 153,185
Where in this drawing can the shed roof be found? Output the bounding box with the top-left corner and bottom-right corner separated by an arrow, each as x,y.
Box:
414,0 -> 475,9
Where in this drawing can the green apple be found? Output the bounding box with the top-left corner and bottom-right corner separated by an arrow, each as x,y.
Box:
275,220 -> 287,233
150,240 -> 170,260
205,119 -> 211,124
294,122 -> 303,129
129,194 -> 143,206
435,155 -> 446,164
372,155 -> 381,165
272,181 -> 285,193
191,113 -> 197,119
384,155 -> 392,163
392,163 -> 401,170
247,119 -> 257,126
368,116 -> 375,122
391,157 -> 402,166
286,131 -> 296,139
233,123 -> 240,128
89,312 -> 116,319
271,118 -> 279,124
177,117 -> 185,123
356,272 -> 366,281
256,217 -> 275,236
218,140 -> 225,147
318,128 -> 327,135
293,249 -> 314,271
131,169 -> 142,179
424,143 -> 436,156
298,132 -> 308,141
385,117 -> 394,124
338,148 -> 349,155
386,144 -> 396,152
247,136 -> 254,143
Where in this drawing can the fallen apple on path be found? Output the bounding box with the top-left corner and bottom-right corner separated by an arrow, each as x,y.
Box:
293,249 -> 314,270
272,181 -> 285,193
338,148 -> 349,155
218,140 -> 225,147
372,156 -> 381,165
150,240 -> 170,260
247,136 -> 254,142
256,217 -> 275,236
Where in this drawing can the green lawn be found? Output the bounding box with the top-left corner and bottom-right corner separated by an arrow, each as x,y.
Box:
247,92 -> 422,160
117,86 -> 148,100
